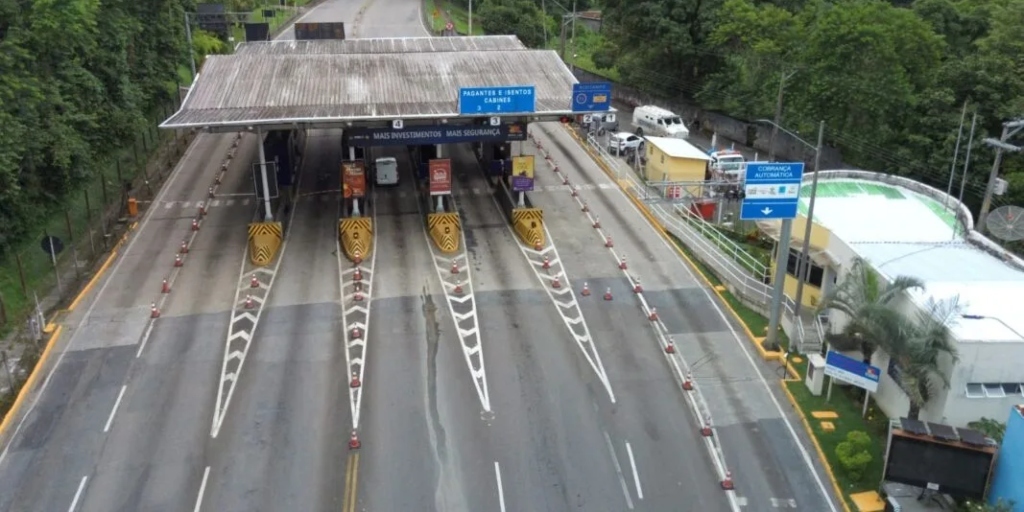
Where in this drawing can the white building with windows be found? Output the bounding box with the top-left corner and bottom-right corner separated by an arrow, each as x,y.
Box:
759,170 -> 1024,427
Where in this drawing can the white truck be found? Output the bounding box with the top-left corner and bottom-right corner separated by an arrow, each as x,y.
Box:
632,105 -> 689,139
709,149 -> 746,182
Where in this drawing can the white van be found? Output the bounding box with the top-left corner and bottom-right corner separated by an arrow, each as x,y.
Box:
632,105 -> 689,139
374,157 -> 399,186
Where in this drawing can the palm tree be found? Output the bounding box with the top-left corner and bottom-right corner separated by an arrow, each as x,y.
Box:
816,257 -> 925,363
887,298 -> 961,420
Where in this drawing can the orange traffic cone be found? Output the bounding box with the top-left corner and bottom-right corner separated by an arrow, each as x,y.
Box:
354,267 -> 363,281
649,308 -> 658,321
580,282 -> 591,296
683,373 -> 694,390
542,256 -> 550,270
350,372 -> 361,388
348,430 -> 361,450
174,254 -> 183,267
581,201 -> 588,212
552,276 -> 562,289
619,256 -> 627,270
250,274 -> 260,288
244,295 -> 254,309
593,216 -> 601,229
351,327 -> 362,339
454,281 -> 463,295
451,261 -> 460,274
534,242 -> 543,251
180,240 -> 189,254
633,279 -> 643,294
603,288 -> 613,301
701,417 -> 713,437
605,236 -> 613,248
150,303 -> 160,318
721,471 -> 735,490
161,279 -> 171,294
354,251 -> 363,265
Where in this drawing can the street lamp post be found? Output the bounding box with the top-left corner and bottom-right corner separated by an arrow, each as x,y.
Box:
756,119 -> 825,351
978,119 -> 1024,233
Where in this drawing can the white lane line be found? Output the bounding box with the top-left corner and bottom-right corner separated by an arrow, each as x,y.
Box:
67,476 -> 88,512
494,462 -> 506,512
0,135 -> 209,468
193,466 -> 211,512
603,431 -> 634,510
135,322 -> 155,358
625,441 -> 644,501
102,385 -> 128,433
562,125 -> 837,512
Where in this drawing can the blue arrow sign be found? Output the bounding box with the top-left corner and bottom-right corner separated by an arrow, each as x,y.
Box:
459,86 -> 536,115
740,162 -> 805,220
571,82 -> 612,112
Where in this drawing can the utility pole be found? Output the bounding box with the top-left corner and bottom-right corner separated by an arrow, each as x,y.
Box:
559,15 -> 567,61
767,70 -> 796,162
468,0 -> 473,35
792,121 -> 825,325
978,119 -> 1024,233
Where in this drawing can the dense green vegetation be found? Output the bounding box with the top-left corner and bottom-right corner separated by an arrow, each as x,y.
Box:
474,0 -> 1023,250
0,0 -> 190,249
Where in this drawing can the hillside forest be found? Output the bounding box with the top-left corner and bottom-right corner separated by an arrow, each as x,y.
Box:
1,0 -> 1022,257
470,0 -> 1024,247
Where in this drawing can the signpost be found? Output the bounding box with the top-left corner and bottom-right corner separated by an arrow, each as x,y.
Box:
571,82 -> 612,112
429,159 -> 452,196
824,350 -> 882,417
739,162 -> 805,220
459,86 -> 536,115
740,162 -> 805,351
40,234 -> 64,295
510,155 -> 535,194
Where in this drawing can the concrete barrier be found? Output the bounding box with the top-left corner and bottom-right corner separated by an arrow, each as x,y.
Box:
427,212 -> 461,253
338,217 -> 373,262
247,221 -> 283,266
511,207 -> 545,248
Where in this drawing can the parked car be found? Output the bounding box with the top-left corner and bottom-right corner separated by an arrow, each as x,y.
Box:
608,132 -> 644,155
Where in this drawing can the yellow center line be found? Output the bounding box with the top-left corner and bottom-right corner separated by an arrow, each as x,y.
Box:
344,452 -> 361,512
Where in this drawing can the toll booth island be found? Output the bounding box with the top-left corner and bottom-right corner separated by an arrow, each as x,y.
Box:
159,34 -> 616,265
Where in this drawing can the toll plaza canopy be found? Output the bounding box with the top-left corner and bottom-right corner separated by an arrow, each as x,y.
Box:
160,35 -> 612,133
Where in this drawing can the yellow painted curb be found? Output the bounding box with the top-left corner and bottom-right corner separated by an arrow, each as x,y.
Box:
564,123 -> 845,510
781,379 -> 852,512
0,325 -> 64,440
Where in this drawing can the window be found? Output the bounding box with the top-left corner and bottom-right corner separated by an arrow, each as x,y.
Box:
660,154 -> 665,164
784,249 -> 824,287
965,382 -> 1024,398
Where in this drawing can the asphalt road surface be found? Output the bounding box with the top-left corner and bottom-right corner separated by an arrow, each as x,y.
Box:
0,0 -> 839,510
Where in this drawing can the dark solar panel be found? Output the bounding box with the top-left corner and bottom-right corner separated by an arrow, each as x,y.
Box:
900,417 -> 928,435
957,428 -> 989,447
928,422 -> 959,442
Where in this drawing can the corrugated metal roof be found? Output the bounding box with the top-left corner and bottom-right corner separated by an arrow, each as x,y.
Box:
645,136 -> 711,161
235,36 -> 527,55
162,48 -> 579,128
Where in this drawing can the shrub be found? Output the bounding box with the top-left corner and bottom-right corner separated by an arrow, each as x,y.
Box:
835,430 -> 873,482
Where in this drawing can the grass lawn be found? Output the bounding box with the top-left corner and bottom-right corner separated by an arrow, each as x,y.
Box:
666,231 -> 892,511
443,1 -> 486,35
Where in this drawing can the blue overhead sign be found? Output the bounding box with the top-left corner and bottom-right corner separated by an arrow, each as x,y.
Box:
344,123 -> 527,147
572,82 -> 612,112
824,351 -> 881,393
459,86 -> 536,115
739,162 -> 805,220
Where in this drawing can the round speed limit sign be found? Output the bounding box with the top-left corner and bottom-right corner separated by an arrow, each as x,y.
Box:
445,22 -> 454,31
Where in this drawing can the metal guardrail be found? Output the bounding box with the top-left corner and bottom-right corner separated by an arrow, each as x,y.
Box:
674,205 -> 769,281
581,131 -> 816,352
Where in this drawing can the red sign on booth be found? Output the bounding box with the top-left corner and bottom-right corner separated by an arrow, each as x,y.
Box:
429,159 -> 452,196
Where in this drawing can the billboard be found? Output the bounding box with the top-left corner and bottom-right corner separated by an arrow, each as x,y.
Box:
294,22 -> 346,40
884,429 -> 995,500
510,155 -> 535,192
195,4 -> 228,37
341,160 -> 366,199
429,159 -> 452,196
344,123 -> 528,147
244,22 -> 270,42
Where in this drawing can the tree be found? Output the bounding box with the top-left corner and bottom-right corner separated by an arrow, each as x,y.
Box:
967,417 -> 1006,444
192,29 -> 229,67
956,500 -> 1015,512
816,257 -> 924,363
477,0 -> 547,48
886,298 -> 961,419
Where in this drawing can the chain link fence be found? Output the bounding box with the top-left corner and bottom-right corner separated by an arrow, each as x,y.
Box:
0,98 -> 194,344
